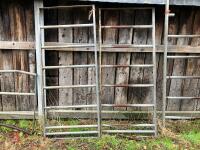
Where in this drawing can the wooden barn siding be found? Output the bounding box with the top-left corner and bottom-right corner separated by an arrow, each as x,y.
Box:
0,0 -> 200,112
0,0 -> 35,111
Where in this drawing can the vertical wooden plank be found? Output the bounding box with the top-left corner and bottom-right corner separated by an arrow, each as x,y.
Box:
167,7 -> 194,111
114,10 -> 133,110
155,7 -> 164,111
101,10 -> 118,109
142,9 -> 153,110
166,7 -> 179,111
0,2 -> 3,111
58,0 -> 73,106
44,0 -> 58,106
34,0 -> 44,119
10,2 -> 29,111
1,1 -> 15,111
181,8 -> 200,111
87,16 -> 96,107
128,10 -> 150,110
25,1 -> 36,110
73,8 -> 88,107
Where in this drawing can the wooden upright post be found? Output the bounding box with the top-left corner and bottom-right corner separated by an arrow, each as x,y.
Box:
34,0 -> 44,124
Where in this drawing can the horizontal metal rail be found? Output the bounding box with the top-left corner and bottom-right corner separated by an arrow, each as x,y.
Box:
42,44 -> 95,49
43,64 -> 96,69
0,92 -> 35,96
101,44 -> 153,48
102,124 -> 155,127
45,105 -> 97,109
101,25 -> 153,29
45,131 -> 98,136
44,85 -> 96,89
101,64 -> 154,68
167,76 -> 200,79
40,5 -> 93,10
103,130 -> 155,134
52,137 -> 98,140
165,116 -> 194,120
167,96 -> 200,100
167,55 -> 200,59
102,84 -> 154,87
100,7 -> 154,10
168,35 -> 200,38
0,70 -> 36,76
101,104 -> 154,107
40,24 -> 93,29
45,125 -> 98,129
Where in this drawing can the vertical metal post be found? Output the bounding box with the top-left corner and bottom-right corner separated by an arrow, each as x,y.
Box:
152,8 -> 157,136
92,5 -> 101,137
99,9 -> 102,90
34,0 -> 44,124
163,0 -> 169,128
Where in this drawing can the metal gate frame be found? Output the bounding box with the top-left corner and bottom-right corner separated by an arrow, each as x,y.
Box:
162,0 -> 200,126
39,5 -> 101,139
99,7 -> 157,136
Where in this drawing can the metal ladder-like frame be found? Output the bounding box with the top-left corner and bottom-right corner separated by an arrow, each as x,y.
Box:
163,0 -> 200,125
39,5 -> 101,139
99,7 -> 157,136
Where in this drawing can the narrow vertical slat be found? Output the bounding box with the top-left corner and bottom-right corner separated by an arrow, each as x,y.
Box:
1,1 -> 15,111
25,1 -> 36,111
58,0 -> 73,106
128,9 -> 149,111
114,10 -> 132,110
34,0 -> 44,120
101,10 -> 118,110
11,2 -> 29,111
73,7 -> 88,107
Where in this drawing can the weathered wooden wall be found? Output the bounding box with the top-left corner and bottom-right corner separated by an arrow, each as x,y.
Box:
0,0 -> 35,111
0,0 -> 200,112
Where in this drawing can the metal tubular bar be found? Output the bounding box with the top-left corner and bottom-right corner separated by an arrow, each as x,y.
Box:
152,8 -> 157,136
101,25 -> 153,29
42,44 -> 95,49
167,76 -> 200,79
43,64 -> 96,69
103,130 -> 155,134
40,5 -> 93,10
102,84 -> 154,87
44,85 -> 96,90
0,70 -> 36,76
162,0 -> 169,128
45,105 -> 97,109
102,124 -> 155,127
99,8 -> 102,93
0,92 -> 35,96
167,55 -> 200,59
100,7 -> 154,10
101,64 -> 154,68
167,96 -> 200,100
45,125 -> 98,129
45,131 -> 98,136
101,44 -> 153,48
101,104 -> 154,107
165,116 -> 194,120
92,5 -> 101,138
168,35 -> 200,38
40,24 -> 93,29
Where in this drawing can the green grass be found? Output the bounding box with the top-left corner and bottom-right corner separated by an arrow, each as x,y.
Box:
181,131 -> 200,145
1,120 -> 200,149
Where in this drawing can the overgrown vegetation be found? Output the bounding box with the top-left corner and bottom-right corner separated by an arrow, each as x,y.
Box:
0,120 -> 200,149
